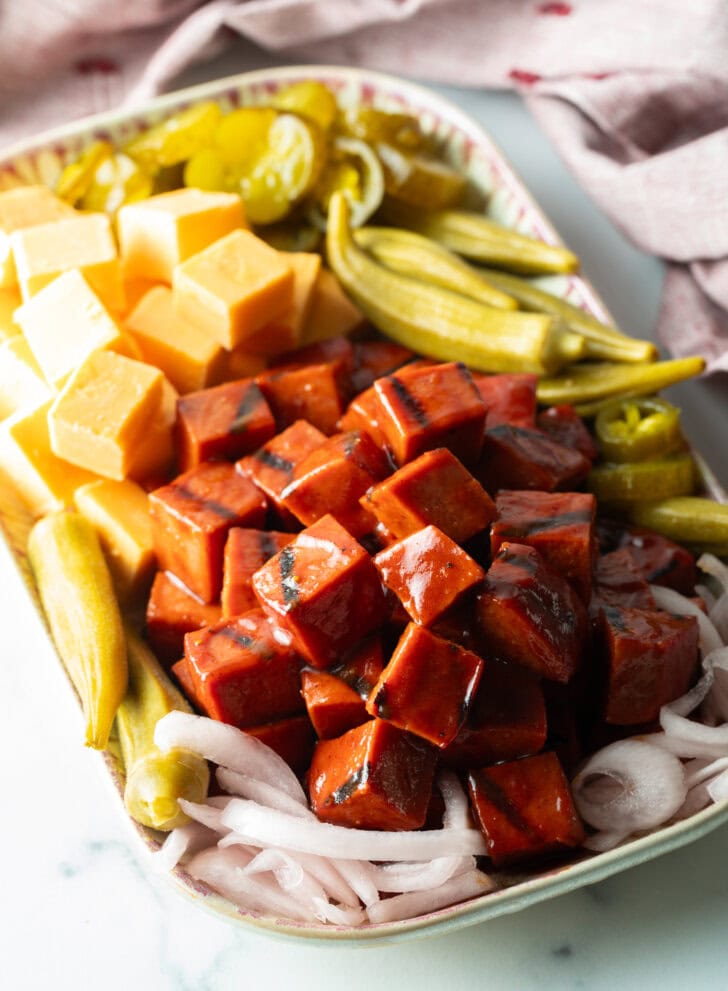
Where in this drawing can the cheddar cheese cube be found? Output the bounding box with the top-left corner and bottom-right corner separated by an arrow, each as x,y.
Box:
11,212 -> 124,310
0,398 -> 98,517
299,268 -> 364,345
0,185 -> 75,289
243,251 -> 321,356
118,187 -> 246,283
0,287 -> 21,342
48,349 -> 165,480
173,229 -> 294,349
125,377 -> 178,485
15,269 -> 137,388
0,337 -> 53,420
73,478 -> 156,603
125,285 -> 225,394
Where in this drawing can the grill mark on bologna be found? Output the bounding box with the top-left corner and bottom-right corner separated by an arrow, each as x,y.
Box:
174,484 -> 238,520
254,448 -> 294,474
217,626 -> 255,650
258,531 -> 279,561
279,546 -> 299,606
476,774 -> 539,841
389,376 -> 429,426
230,383 -> 262,434
497,509 -> 593,537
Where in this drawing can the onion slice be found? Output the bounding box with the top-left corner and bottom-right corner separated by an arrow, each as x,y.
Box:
154,711 -> 307,805
368,856 -> 475,893
154,821 -> 216,872
366,870 -> 493,925
221,799 -> 487,861
650,584 -> 723,656
572,739 -> 687,833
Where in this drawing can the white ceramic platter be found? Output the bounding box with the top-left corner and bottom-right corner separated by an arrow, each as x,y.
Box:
1,65 -> 726,945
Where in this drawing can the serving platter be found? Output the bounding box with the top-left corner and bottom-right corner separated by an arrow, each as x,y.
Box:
0,64 -> 726,945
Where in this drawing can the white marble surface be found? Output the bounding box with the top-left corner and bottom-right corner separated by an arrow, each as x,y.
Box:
2,44 -> 728,991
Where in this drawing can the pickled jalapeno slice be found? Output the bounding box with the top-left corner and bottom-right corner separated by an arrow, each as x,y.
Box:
594,397 -> 683,462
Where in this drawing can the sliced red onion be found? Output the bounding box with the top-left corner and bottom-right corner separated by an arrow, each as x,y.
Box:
177,797 -> 232,832
285,852 -> 361,909
216,767 -> 311,818
706,768 -> 728,803
329,859 -> 380,908
186,846 -> 317,923
650,584 -> 723,656
684,756 -> 728,789
154,711 -> 306,805
572,739 -> 687,833
366,870 -> 493,925
438,771 -> 470,830
244,848 -> 331,915
676,781 -> 714,819
368,856 -> 475,893
153,821 -> 217,873
312,898 -> 367,927
702,648 -> 728,725
221,800 -> 488,861
582,829 -> 629,853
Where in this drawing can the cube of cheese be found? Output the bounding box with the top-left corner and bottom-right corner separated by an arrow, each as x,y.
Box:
0,287 -> 21,343
15,269 -> 137,388
300,268 -> 364,345
73,479 -> 156,603
244,251 -> 321,356
173,229 -> 294,349
0,399 -> 98,517
0,185 -> 75,289
48,349 -> 165,480
125,377 -> 178,485
11,212 -> 124,310
125,285 -> 224,394
0,337 -> 53,420
118,188 -> 246,284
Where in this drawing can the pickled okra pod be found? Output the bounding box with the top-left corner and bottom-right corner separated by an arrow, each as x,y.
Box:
28,511 -> 128,750
354,225 -> 518,310
117,627 -> 210,831
326,193 -> 585,376
536,356 -> 706,413
472,267 -> 658,364
379,197 -> 580,275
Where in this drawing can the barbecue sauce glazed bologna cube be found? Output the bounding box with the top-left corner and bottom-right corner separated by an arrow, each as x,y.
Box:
252,513 -> 388,669
308,719 -> 437,830
149,460 -> 267,603
476,542 -> 588,683
467,752 -> 585,866
490,490 -> 596,603
221,527 -> 295,617
179,607 -> 305,728
175,377 -> 276,472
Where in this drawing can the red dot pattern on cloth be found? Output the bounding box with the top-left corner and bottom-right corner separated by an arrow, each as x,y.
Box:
74,57 -> 120,76
536,2 -> 573,13
508,69 -> 543,85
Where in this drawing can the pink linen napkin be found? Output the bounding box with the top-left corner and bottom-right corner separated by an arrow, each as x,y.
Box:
2,0 -> 728,372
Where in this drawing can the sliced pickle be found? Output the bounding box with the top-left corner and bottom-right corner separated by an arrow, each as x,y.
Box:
183,147 -> 227,191
306,136 -> 384,231
214,107 -> 278,169
79,153 -> 154,213
56,140 -> 113,205
236,112 -> 325,225
339,106 -> 428,152
377,143 -> 467,209
270,80 -> 338,130
125,101 -> 222,170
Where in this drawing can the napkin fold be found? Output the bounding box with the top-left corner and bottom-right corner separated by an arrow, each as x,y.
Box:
2,0 -> 728,371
